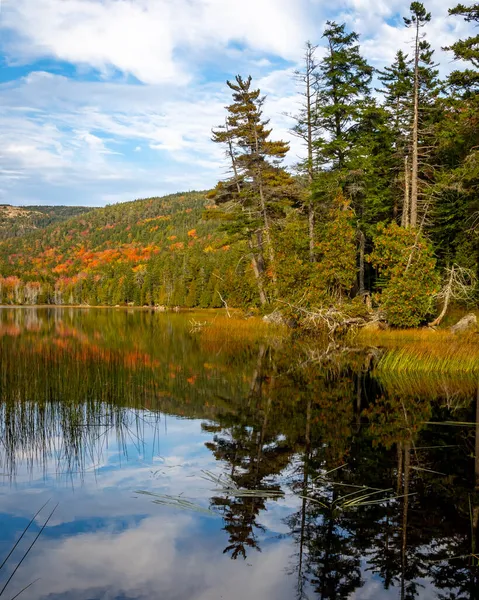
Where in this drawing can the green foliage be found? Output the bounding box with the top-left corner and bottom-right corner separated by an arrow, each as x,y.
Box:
444,3 -> 479,92
0,9 -> 478,325
311,193 -> 357,301
314,21 -> 373,171
369,223 -> 440,327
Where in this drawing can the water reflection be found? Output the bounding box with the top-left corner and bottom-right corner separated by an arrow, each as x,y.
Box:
0,308 -> 478,599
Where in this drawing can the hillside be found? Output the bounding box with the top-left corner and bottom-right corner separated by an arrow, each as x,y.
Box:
0,205 -> 92,240
0,192 -> 258,307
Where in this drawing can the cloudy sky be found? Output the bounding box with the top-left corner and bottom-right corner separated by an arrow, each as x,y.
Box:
0,0 -> 473,207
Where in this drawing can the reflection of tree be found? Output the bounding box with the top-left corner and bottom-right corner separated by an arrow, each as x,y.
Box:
286,367 -> 367,600
425,381 -> 479,599
5,310 -> 479,598
205,345 -> 293,559
284,367 -> 479,600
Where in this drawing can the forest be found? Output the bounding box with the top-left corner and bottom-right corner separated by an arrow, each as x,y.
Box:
0,2 -> 477,329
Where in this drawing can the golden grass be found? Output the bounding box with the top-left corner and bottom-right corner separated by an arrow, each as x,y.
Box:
357,327 -> 476,345
377,369 -> 477,401
189,311 -> 285,351
357,329 -> 479,375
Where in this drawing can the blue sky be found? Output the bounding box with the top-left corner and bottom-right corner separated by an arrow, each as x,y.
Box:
0,0 -> 474,207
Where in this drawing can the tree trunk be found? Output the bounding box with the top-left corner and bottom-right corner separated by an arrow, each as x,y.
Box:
358,229 -> 365,295
306,46 -> 316,262
410,20 -> 420,228
253,127 -> 277,291
225,120 -> 242,195
428,265 -> 454,327
248,237 -> 267,306
400,441 -> 411,600
402,155 -> 410,228
298,397 -> 312,596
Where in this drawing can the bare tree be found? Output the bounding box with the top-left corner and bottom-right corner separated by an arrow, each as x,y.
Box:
404,2 -> 432,227
291,42 -> 319,261
429,264 -> 477,326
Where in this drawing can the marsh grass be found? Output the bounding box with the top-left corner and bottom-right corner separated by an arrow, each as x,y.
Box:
377,370 -> 478,402
136,470 -> 284,516
200,470 -> 284,498
304,466 -> 414,515
189,313 -> 285,354
357,330 -> 479,375
134,491 -> 216,515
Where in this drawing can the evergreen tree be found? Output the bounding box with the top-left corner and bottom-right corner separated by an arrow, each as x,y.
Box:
377,51 -> 414,225
290,42 -> 320,261
403,2 -> 432,227
210,75 -> 298,303
444,3 -> 479,93
314,21 -> 373,172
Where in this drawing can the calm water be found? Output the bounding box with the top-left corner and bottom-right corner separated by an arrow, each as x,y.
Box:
0,308 -> 478,600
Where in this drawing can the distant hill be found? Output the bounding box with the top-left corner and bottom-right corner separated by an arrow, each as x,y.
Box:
0,205 -> 92,240
0,192 -> 257,307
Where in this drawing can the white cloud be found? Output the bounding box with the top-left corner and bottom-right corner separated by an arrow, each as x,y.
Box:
1,0 -> 312,84
0,0 -> 476,205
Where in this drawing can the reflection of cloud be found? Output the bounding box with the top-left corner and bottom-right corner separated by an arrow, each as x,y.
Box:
1,412 -> 300,600
9,512 -> 296,600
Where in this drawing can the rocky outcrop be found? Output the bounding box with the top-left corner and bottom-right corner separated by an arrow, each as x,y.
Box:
450,313 -> 477,334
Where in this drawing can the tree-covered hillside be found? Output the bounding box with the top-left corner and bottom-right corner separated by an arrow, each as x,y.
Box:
0,192 -> 259,307
0,205 -> 91,240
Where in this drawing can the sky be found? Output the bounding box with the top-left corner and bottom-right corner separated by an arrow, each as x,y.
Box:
0,0 -> 474,207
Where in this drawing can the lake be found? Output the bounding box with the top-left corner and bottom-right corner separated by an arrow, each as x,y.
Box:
0,307 -> 478,599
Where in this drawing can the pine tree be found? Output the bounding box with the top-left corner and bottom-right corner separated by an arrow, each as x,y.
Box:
433,3 -> 479,276
443,3 -> 479,93
314,22 -> 373,172
403,2 -> 432,227
377,51 -> 414,225
210,75 -> 298,303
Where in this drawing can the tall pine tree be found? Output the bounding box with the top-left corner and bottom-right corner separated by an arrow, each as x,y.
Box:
210,75 -> 297,304
314,21 -> 373,173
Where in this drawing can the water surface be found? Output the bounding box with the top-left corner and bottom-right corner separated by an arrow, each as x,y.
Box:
0,308 -> 478,599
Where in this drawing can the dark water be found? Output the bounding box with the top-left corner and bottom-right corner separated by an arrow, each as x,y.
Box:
0,308 -> 478,600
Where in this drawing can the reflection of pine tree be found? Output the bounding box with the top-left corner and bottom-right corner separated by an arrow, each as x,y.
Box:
424,383 -> 479,599
286,369 -> 365,600
205,345 -> 293,559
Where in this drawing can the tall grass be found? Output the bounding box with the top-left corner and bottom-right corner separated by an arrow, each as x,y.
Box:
191,313 -> 284,352
357,329 -> 479,375
377,370 -> 477,401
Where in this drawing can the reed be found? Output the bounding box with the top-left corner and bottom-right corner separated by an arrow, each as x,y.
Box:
375,338 -> 479,375
356,329 -> 479,375
192,313 -> 284,349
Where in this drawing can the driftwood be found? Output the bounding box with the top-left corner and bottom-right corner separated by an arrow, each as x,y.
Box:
276,300 -> 383,338
429,264 -> 477,327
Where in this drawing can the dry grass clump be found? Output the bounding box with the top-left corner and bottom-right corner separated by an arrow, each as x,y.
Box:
187,311 -> 285,352
197,315 -> 282,344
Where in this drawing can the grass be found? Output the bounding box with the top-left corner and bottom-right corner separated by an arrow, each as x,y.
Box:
377,369 -> 477,401
0,501 -> 57,599
356,329 -> 479,375
189,311 -> 285,349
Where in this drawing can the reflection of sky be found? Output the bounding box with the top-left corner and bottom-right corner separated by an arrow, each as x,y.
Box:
0,412 -> 447,600
0,412 -> 300,600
